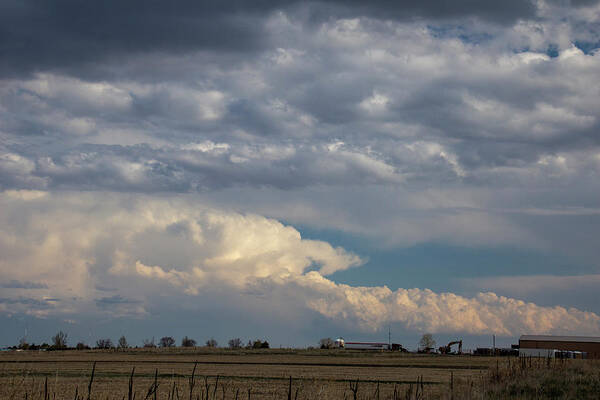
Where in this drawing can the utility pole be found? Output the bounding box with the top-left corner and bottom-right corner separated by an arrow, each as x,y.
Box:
493,334 -> 496,356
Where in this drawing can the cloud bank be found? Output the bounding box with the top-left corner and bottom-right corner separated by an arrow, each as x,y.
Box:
1,191 -> 598,336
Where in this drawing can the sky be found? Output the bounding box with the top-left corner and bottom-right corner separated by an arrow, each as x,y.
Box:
1,0 -> 600,350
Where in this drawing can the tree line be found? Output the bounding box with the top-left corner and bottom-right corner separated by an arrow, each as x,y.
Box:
12,331 -> 270,350
13,331 -> 438,352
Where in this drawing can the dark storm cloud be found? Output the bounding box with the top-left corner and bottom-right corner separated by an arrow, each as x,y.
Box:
0,0 -> 269,78
322,0 -> 538,24
553,0 -> 599,6
0,0 -> 560,78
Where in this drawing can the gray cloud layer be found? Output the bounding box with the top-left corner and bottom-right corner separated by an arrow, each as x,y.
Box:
4,0 -> 600,79
1,8 -> 599,259
2,28 -> 599,190
0,0 -> 553,78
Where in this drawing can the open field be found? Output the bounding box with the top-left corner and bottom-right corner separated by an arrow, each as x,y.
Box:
0,349 -> 598,399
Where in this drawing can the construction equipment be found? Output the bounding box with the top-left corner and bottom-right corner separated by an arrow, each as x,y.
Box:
439,340 -> 462,355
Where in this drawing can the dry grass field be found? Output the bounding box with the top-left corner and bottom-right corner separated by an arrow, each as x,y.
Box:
0,349 -> 598,399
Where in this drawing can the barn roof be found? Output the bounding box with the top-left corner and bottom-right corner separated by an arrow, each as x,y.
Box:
520,335 -> 600,343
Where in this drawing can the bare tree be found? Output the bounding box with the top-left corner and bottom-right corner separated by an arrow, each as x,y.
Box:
419,333 -> 436,351
51,331 -> 68,349
118,335 -> 128,349
205,338 -> 218,348
159,336 -> 175,347
228,338 -> 242,349
181,336 -> 197,347
143,337 -> 156,348
96,338 -> 113,349
319,338 -> 334,349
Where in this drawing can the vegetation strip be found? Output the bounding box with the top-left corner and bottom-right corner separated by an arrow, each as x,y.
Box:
0,371 -> 442,385
0,359 -> 487,369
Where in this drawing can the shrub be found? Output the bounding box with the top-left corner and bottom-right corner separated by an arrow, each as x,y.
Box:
96,338 -> 113,349
181,336 -> 197,347
251,339 -> 269,349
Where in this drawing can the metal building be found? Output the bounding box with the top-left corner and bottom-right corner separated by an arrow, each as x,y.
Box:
519,335 -> 600,359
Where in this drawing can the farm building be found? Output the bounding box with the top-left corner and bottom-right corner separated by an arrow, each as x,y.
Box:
519,335 -> 600,359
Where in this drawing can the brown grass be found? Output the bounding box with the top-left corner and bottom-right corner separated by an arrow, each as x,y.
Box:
0,349 -> 597,399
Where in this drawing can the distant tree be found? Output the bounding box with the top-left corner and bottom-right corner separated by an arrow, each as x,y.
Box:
181,336 -> 197,347
228,338 -> 242,349
143,337 -> 156,348
51,331 -> 68,349
205,338 -> 218,348
159,336 -> 175,348
319,338 -> 334,349
96,338 -> 113,349
76,342 -> 90,350
18,337 -> 29,350
118,336 -> 129,349
419,333 -> 436,351
251,339 -> 269,349
246,340 -> 253,349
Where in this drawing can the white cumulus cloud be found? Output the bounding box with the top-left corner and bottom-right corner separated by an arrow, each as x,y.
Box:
1,190 -> 598,336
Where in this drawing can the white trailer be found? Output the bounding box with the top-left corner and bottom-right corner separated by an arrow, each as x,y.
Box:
519,348 -> 558,358
337,340 -> 389,350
